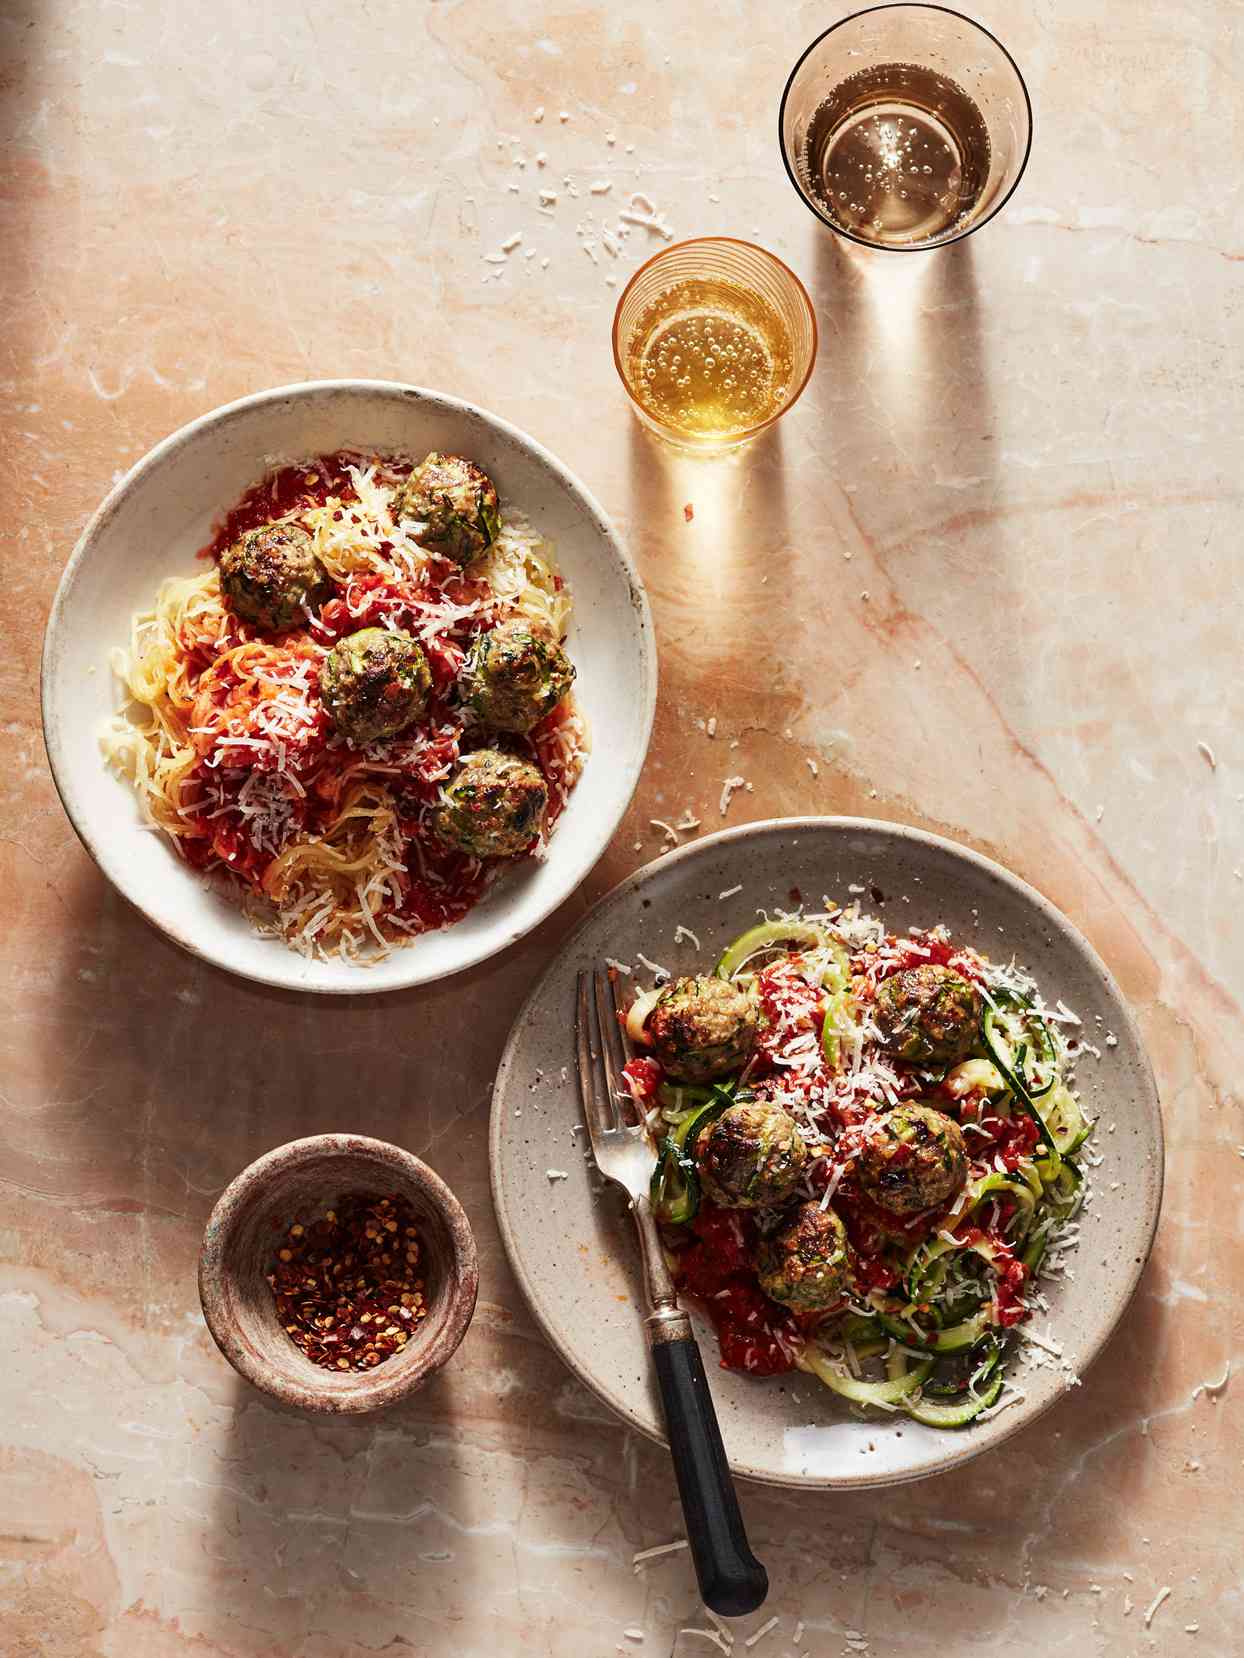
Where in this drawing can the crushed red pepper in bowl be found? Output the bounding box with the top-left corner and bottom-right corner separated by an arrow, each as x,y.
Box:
199,1133 -> 479,1413
267,1192 -> 429,1371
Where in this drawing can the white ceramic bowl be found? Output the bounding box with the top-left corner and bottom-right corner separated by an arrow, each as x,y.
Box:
41,381 -> 656,992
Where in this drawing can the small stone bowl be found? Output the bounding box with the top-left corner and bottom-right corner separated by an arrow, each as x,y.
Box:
199,1134 -> 479,1412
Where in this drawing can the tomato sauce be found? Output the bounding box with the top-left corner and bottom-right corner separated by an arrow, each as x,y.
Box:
673,1207 -> 799,1377
201,455 -> 364,561
621,1056 -> 663,1105
167,450 -> 583,945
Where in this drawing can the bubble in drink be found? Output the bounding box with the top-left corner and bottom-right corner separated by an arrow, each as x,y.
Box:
800,60 -> 991,246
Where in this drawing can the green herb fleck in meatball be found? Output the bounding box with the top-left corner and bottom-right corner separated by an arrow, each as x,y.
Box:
855,1102 -> 968,1216
698,1101 -> 807,1210
219,521 -> 330,631
462,619 -> 575,734
434,747 -> 548,857
756,1201 -> 850,1310
649,976 -> 758,1085
319,627 -> 432,745
391,452 -> 500,566
874,963 -> 982,1065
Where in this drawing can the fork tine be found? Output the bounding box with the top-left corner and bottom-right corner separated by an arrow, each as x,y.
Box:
575,971 -> 612,1134
593,969 -> 630,1121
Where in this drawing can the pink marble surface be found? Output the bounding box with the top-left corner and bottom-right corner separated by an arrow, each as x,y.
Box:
2,0 -> 1240,1654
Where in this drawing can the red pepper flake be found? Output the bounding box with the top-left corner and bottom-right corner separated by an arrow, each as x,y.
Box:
266,1192 -> 428,1371
683,502 -> 694,522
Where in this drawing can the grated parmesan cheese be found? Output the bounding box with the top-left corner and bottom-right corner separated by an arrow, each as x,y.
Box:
1143,1587 -> 1171,1628
719,775 -> 748,817
743,1616 -> 779,1649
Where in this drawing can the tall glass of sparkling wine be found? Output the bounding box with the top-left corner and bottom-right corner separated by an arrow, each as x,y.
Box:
612,238 -> 817,450
779,5 -> 1032,251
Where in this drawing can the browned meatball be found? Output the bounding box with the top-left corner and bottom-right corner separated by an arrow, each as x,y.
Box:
855,1102 -> 968,1216
219,521 -> 330,630
874,964 -> 981,1065
698,1102 -> 807,1209
649,976 -> 758,1084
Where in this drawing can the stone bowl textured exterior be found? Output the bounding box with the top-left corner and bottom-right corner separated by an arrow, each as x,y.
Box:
199,1134 -> 479,1413
491,817 -> 1163,1488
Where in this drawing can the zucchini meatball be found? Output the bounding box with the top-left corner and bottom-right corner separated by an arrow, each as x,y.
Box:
698,1101 -> 807,1210
462,619 -> 575,734
855,1102 -> 968,1216
219,521 -> 330,631
320,627 -> 432,745
874,963 -> 982,1065
649,976 -> 758,1085
434,747 -> 548,857
391,452 -> 500,566
756,1202 -> 850,1311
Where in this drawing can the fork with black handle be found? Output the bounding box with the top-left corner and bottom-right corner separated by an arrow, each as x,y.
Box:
575,968 -> 768,1619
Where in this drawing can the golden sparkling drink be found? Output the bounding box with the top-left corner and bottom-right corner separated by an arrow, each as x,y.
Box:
621,277 -> 796,443
801,62 -> 991,247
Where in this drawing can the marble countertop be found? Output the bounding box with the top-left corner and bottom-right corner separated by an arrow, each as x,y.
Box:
2,0 -> 1239,1653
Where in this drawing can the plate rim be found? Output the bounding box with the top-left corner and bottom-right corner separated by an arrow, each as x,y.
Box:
40,377 -> 657,994
490,814 -> 1165,1489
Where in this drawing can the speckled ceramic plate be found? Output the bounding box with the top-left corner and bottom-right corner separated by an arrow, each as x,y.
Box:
490,818 -> 1163,1489
41,380 -> 655,993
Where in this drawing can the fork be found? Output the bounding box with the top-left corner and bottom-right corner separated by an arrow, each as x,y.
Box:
576,969 -> 769,1619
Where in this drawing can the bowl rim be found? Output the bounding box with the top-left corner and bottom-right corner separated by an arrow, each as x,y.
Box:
490,814 -> 1165,1488
198,1132 -> 480,1412
40,377 -> 657,994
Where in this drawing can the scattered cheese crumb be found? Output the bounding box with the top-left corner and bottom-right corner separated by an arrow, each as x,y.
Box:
559,110 -> 571,122
546,1169 -> 570,1182
539,189 -> 558,206
679,1633 -> 729,1656
718,884 -> 743,900
674,924 -> 702,950
719,775 -> 748,817
1191,1359 -> 1230,1400
1143,1587 -> 1172,1628
533,106 -> 545,122
590,179 -> 612,194
1197,740 -> 1217,769
743,1616 -> 779,1649
632,1538 -> 688,1568
806,757 -> 819,777
501,232 -> 523,253
636,951 -> 669,979
707,716 -> 718,738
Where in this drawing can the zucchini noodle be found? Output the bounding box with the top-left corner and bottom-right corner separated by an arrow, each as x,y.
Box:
632,904 -> 1097,1429
101,452 -> 587,962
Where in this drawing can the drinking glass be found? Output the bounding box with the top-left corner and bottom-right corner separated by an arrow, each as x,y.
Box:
779,5 -> 1032,251
612,238 -> 817,451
